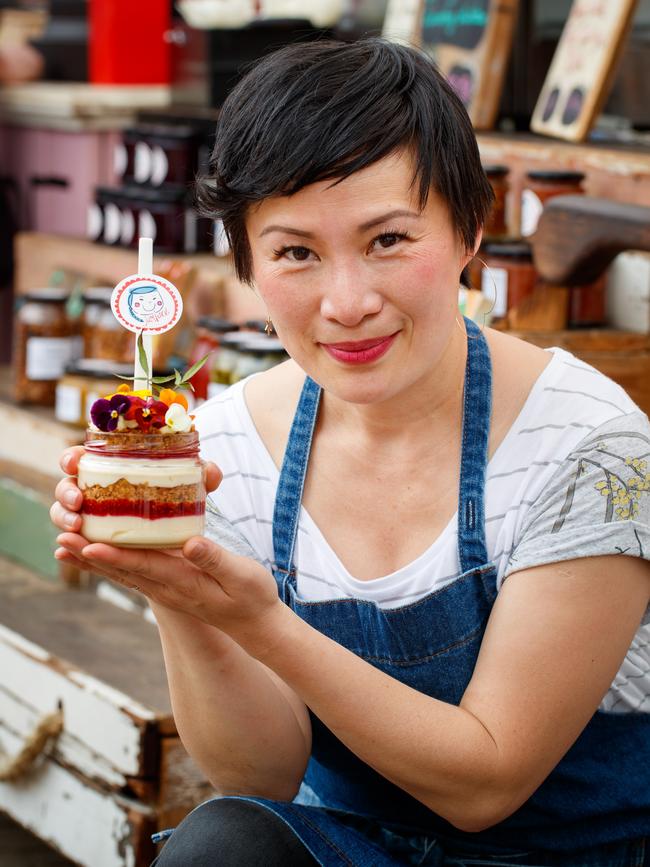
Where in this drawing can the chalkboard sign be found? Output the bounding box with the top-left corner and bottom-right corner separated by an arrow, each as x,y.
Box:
531,0 -> 638,142
420,0 -> 519,129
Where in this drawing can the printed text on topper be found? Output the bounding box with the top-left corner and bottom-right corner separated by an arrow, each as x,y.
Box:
111,274 -> 183,335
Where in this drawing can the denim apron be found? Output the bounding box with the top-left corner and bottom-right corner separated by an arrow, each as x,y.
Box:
155,319 -> 650,866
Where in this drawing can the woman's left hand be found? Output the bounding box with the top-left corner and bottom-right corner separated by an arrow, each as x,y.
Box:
55,532 -> 287,657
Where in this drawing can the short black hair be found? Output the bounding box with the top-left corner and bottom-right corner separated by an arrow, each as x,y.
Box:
196,39 -> 493,285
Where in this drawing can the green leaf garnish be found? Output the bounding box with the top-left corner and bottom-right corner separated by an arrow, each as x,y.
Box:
137,330 -> 150,380
179,352 -> 212,384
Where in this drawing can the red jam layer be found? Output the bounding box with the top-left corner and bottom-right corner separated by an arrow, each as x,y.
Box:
82,499 -> 205,520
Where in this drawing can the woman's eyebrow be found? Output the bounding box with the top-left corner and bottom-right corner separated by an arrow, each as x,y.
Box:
259,225 -> 314,239
258,209 -> 420,239
358,209 -> 420,231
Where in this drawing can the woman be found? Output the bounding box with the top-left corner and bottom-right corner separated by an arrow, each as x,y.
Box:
51,40 -> 650,866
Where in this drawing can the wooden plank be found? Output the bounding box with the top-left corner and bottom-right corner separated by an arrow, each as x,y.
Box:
0,582 -> 174,722
0,626 -> 150,777
0,809 -> 75,867
157,737 -> 216,828
0,731 -> 157,867
0,688 -> 127,789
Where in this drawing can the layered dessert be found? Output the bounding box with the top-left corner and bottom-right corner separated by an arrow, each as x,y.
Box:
78,387 -> 206,547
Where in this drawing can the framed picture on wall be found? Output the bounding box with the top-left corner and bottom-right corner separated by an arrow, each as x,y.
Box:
418,0 -> 520,130
531,0 -> 638,142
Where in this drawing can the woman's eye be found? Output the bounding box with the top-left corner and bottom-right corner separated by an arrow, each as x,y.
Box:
372,232 -> 408,251
273,245 -> 313,262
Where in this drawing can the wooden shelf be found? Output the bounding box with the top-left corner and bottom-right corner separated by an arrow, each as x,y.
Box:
476,132 -> 650,234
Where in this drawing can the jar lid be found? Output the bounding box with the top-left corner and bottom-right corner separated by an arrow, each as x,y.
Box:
526,170 -> 585,183
239,336 -> 287,355
20,288 -> 69,303
482,165 -> 509,177
220,332 -> 248,347
482,241 -> 533,261
122,183 -> 191,205
242,319 -> 269,333
124,123 -> 201,142
83,286 -> 113,305
197,316 -> 238,333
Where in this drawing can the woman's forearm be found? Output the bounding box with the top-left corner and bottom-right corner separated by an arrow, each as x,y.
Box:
255,605 -> 501,831
151,602 -> 311,801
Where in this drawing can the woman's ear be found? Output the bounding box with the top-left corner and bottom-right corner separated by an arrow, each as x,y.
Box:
461,227 -> 483,270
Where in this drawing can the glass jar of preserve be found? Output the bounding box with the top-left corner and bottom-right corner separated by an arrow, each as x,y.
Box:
521,170 -> 585,238
14,289 -> 82,405
208,332 -> 246,399
232,337 -> 288,382
188,317 -> 237,401
483,165 -> 509,240
481,242 -> 539,322
78,429 -> 206,548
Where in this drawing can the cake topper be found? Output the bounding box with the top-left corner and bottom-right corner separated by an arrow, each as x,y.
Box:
110,238 -> 183,390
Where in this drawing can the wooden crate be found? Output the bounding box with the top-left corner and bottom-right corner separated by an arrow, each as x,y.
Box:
0,558 -> 215,867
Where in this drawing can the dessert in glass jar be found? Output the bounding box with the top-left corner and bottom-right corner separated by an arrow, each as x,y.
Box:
78,386 -> 206,547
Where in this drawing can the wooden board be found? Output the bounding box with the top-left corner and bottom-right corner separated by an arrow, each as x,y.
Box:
419,0 -> 519,130
0,559 -> 215,865
531,0 -> 638,142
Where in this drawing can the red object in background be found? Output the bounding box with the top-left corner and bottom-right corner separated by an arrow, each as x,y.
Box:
89,0 -> 171,85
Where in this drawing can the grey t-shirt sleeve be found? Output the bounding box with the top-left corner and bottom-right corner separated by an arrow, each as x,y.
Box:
504,411 -> 650,623
203,498 -> 265,564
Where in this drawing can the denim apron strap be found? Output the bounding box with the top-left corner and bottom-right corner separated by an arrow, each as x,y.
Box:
457,317 -> 492,576
272,375 -> 321,594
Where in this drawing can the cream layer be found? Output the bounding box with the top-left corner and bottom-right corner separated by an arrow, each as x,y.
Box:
82,514 -> 205,547
79,455 -> 203,489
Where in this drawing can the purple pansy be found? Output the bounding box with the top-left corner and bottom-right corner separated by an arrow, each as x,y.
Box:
90,394 -> 131,432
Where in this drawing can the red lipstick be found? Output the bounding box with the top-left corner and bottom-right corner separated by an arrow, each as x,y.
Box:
321,332 -> 398,365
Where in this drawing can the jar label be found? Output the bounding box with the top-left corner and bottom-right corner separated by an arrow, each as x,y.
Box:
55,383 -> 82,423
483,266 -> 508,318
521,188 -> 544,237
26,337 -> 78,380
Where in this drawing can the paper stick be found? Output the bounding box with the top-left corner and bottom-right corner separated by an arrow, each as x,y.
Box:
133,238 -> 154,390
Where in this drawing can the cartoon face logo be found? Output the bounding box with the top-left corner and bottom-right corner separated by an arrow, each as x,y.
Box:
127,285 -> 168,324
111,275 -> 183,335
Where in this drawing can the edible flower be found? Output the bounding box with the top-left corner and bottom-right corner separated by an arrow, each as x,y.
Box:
111,384 -> 153,399
164,402 -> 194,433
124,396 -> 168,431
90,394 -> 131,432
158,388 -> 189,411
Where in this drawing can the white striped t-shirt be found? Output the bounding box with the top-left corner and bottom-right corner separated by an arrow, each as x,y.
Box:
195,348 -> 650,715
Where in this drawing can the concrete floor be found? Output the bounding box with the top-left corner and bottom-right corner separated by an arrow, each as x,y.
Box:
0,811 -> 75,866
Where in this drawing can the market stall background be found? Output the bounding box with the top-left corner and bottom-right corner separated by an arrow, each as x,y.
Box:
2,0 -> 650,864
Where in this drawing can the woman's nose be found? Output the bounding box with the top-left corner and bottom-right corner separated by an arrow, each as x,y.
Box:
319,267 -> 383,326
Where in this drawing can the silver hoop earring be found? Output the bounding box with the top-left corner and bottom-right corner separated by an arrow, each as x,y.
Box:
459,255 -> 500,335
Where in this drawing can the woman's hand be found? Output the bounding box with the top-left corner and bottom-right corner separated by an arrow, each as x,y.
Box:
52,446 -> 286,656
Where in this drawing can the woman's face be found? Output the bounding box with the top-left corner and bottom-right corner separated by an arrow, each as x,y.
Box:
247,148 -> 475,406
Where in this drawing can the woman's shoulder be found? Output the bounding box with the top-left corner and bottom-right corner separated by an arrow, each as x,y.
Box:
242,359 -> 307,469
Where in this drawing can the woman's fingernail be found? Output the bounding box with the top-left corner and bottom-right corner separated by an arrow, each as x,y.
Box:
64,491 -> 79,507
64,513 -> 78,528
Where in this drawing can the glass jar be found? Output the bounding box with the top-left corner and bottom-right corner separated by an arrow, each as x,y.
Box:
208,332 -> 246,399
188,317 -> 238,401
481,242 -> 539,322
521,170 -> 585,238
79,430 -> 206,548
14,289 -> 82,405
483,165 -> 509,240
232,337 -> 288,382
